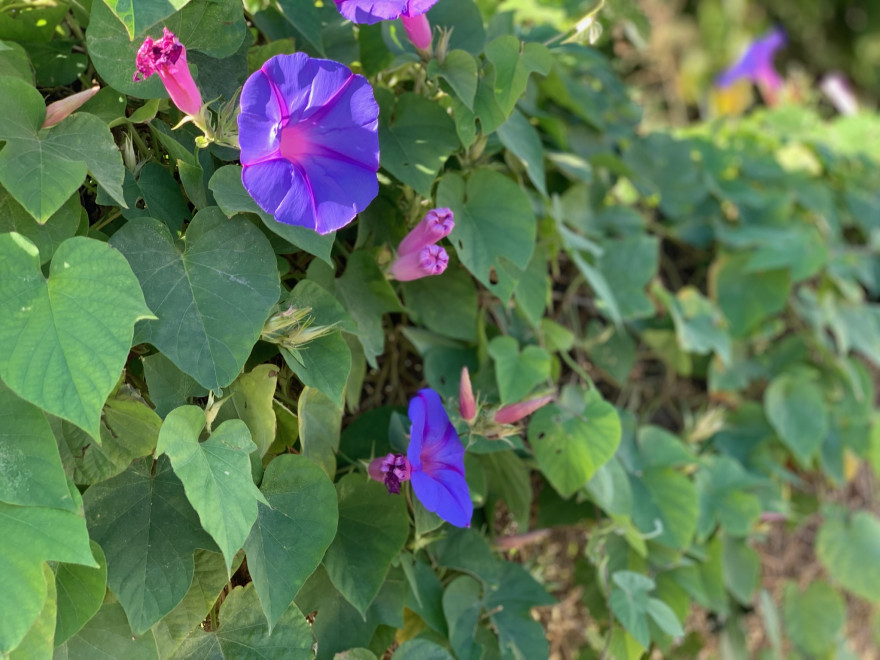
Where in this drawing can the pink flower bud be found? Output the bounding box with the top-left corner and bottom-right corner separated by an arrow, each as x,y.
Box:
494,395 -> 554,425
134,27 -> 202,117
459,366 -> 476,422
43,86 -> 100,128
368,453 -> 412,494
401,13 -> 432,51
397,207 -> 454,256
389,244 -> 448,281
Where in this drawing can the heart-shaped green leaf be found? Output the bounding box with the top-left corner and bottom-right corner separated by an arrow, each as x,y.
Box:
157,406 -> 267,572
0,499 -> 96,653
0,234 -> 152,439
244,454 -> 338,630
437,170 -> 536,301
0,76 -> 125,222
0,383 -> 75,511
102,0 -> 192,39
488,336 -> 551,404
109,208 -> 280,391
175,585 -> 314,658
83,456 -> 217,634
323,474 -> 409,617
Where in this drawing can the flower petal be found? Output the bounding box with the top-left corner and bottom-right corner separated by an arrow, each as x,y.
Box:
238,70 -> 283,165
299,152 -> 378,234
274,164 -> 318,230
305,76 -> 380,170
335,0 -> 408,23
241,158 -> 296,216
403,0 -> 439,16
412,468 -> 473,528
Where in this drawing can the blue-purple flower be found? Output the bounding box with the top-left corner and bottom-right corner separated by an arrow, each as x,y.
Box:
237,53 -> 380,234
368,388 -> 472,527
716,28 -> 786,93
334,0 -> 438,50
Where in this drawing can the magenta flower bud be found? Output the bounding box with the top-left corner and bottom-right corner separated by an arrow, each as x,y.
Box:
368,453 -> 412,494
494,395 -> 554,425
389,244 -> 448,281
43,86 -> 100,128
397,207 -> 454,256
459,366 -> 476,422
134,27 -> 202,117
401,13 -> 432,50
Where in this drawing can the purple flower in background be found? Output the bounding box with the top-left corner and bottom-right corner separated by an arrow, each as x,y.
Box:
716,27 -> 786,93
368,388 -> 472,527
237,53 -> 380,234
134,28 -> 202,116
407,388 -> 472,527
334,0 -> 437,50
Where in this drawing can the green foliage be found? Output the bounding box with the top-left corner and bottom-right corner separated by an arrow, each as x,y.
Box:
3,0 -> 880,657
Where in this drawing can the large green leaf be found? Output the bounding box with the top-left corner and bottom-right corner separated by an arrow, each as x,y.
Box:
629,467 -> 698,549
0,77 -> 125,221
0,188 -> 80,264
0,499 -> 95,653
87,0 -> 246,98
10,564 -> 56,660
157,406 -> 267,571
109,209 -> 280,391
764,373 -> 828,465
213,365 -> 279,457
816,509 -> 880,602
83,457 -> 217,634
377,90 -> 460,197
486,562 -> 556,660
0,234 -> 152,439
276,0 -> 325,55
55,599 -> 158,660
609,571 -> 683,651
102,0 -> 192,39
443,576 -> 482,660
712,252 -> 790,337
597,236 -> 658,321
208,164 -> 335,264
401,262 -> 479,343
782,581 -> 845,656
150,550 -> 230,658
335,250 -> 403,367
0,383 -> 74,510
244,454 -> 338,630
696,456 -> 762,540
427,49 -> 478,110
54,541 -> 108,645
298,386 -> 342,479
529,389 -> 622,498
392,640 -> 455,660
142,352 -> 209,419
437,170 -> 536,301
53,391 -> 162,485
175,584 -> 313,658
283,332 -> 352,410
497,109 -> 547,195
483,36 -> 551,116
295,566 -> 406,660
488,336 -> 551,405
323,474 -> 410,616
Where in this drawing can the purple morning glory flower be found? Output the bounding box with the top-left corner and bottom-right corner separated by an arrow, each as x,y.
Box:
237,53 -> 380,234
334,0 -> 438,50
716,27 -> 786,92
334,0 -> 437,24
407,388 -> 472,527
368,388 -> 472,527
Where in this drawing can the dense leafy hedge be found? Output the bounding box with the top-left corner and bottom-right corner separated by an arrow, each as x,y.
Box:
2,1 -> 880,658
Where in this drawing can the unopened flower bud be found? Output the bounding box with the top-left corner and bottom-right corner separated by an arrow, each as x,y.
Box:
494,395 -> 554,425
389,244 -> 448,281
43,86 -> 101,128
397,207 -> 454,256
459,366 -> 476,422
